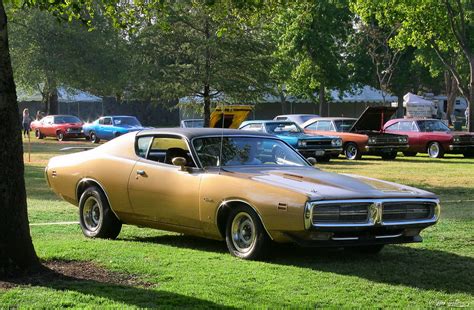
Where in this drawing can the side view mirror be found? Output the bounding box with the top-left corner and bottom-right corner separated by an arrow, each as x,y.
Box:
307,157 -> 317,165
172,157 -> 187,171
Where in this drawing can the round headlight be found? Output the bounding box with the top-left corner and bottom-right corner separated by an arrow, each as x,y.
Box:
332,138 -> 342,147
298,140 -> 307,147
453,136 -> 460,143
399,137 -> 408,143
66,128 -> 71,132
368,137 -> 377,144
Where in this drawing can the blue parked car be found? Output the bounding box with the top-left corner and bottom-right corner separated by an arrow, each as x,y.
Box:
239,120 -> 342,162
83,116 -> 145,143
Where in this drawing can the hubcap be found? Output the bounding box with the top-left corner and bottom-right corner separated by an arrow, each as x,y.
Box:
231,212 -> 256,254
429,143 -> 439,157
82,196 -> 102,231
346,145 -> 357,159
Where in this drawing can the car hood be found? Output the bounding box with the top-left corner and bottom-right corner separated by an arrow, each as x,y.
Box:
351,106 -> 397,132
221,166 -> 436,200
276,132 -> 333,140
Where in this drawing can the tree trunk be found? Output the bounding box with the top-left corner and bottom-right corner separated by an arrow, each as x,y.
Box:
396,92 -> 404,118
319,86 -> 325,116
280,92 -> 286,114
0,0 -> 40,276
469,60 -> 474,132
203,84 -> 211,127
445,72 -> 457,125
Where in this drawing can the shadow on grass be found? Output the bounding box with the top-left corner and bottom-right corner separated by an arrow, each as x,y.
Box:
123,234 -> 474,296
4,264 -> 233,309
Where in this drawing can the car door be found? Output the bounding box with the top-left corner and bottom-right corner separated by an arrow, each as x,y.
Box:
42,116 -> 54,136
127,135 -> 202,228
99,117 -> 114,140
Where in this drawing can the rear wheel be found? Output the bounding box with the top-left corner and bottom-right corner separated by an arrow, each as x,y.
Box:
225,205 -> 269,260
344,142 -> 361,160
90,131 -> 100,144
35,129 -> 44,139
403,151 -> 417,157
381,152 -> 397,160
345,244 -> 385,254
79,186 -> 122,239
427,142 -> 444,158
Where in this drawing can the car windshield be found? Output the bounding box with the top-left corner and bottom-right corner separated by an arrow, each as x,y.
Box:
334,120 -> 356,132
193,136 -> 309,168
417,120 -> 450,132
113,117 -> 141,126
55,116 -> 81,123
265,122 -> 302,134
183,120 -> 204,128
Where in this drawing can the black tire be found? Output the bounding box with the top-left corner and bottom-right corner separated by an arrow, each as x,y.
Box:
344,142 -> 361,160
57,131 -> 65,141
403,151 -> 417,157
225,205 -> 269,260
464,152 -> 474,158
317,155 -> 331,163
381,152 -> 397,160
345,244 -> 385,254
78,186 -> 122,239
90,131 -> 100,144
427,142 -> 444,158
35,129 -> 44,139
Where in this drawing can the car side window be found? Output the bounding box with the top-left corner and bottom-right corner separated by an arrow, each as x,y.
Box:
316,121 -> 333,131
145,136 -> 196,167
241,123 -> 263,132
385,123 -> 399,131
399,121 -> 414,131
103,118 -> 112,125
99,118 -> 104,125
136,136 -> 153,158
305,121 -> 318,130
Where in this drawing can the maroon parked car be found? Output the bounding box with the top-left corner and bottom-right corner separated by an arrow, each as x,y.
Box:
31,115 -> 84,141
384,118 -> 474,158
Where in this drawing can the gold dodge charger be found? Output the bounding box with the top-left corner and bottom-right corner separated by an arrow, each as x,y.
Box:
46,128 -> 440,259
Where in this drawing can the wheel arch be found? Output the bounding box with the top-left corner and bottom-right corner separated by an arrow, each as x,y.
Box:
215,199 -> 274,240
76,178 -> 121,221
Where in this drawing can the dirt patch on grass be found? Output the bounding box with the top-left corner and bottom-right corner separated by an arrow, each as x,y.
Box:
0,260 -> 154,290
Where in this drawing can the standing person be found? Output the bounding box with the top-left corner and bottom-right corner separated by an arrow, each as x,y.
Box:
22,108 -> 31,138
35,110 -> 43,121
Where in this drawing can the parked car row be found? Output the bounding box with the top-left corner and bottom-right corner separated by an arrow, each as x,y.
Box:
31,115 -> 145,143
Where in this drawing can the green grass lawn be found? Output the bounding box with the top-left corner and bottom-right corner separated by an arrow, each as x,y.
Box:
1,135 -> 473,308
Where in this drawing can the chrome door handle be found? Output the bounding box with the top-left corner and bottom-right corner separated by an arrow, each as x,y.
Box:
136,170 -> 146,176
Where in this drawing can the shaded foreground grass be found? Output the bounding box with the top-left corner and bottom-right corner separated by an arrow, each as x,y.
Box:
0,138 -> 473,308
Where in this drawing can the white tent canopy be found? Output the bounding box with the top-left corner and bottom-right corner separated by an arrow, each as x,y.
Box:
330,85 -> 398,103
402,92 -> 434,117
17,86 -> 102,103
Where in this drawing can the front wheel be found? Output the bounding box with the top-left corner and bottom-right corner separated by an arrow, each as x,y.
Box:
427,142 -> 444,158
57,131 -> 65,141
90,131 -> 100,144
79,186 -> 122,239
225,206 -> 269,260
344,142 -> 361,160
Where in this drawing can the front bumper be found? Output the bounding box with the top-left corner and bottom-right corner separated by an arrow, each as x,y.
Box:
364,144 -> 409,153
298,148 -> 343,157
448,144 -> 474,152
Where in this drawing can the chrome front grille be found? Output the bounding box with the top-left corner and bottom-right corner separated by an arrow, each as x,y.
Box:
305,140 -> 332,147
312,203 -> 370,224
305,199 -> 440,229
372,136 -> 403,144
382,202 -> 435,222
457,135 -> 474,145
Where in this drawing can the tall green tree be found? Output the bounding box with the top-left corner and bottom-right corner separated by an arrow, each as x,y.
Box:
9,8 -> 129,114
273,0 -> 354,116
130,2 -> 274,126
352,0 -> 474,131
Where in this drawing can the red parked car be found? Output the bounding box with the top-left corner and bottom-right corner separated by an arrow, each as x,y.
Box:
31,115 -> 84,141
384,118 -> 474,158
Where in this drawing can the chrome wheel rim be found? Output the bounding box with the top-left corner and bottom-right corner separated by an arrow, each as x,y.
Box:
58,133 -> 63,140
35,130 -> 40,138
91,133 -> 96,142
231,212 -> 256,254
345,144 -> 357,159
82,196 -> 102,231
428,143 -> 439,158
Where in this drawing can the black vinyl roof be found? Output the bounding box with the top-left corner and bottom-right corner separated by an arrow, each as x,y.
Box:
136,127 -> 273,139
